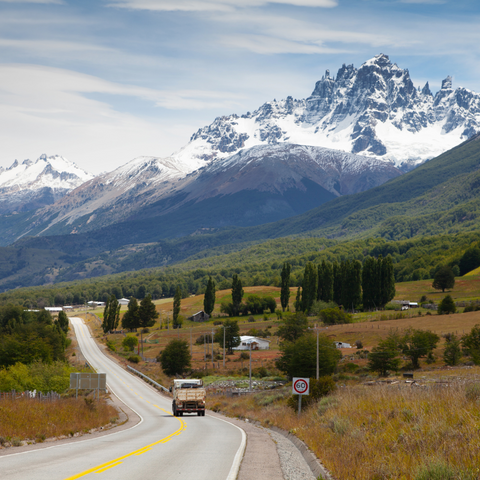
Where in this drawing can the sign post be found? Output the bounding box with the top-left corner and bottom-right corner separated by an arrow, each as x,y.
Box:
292,377 -> 309,417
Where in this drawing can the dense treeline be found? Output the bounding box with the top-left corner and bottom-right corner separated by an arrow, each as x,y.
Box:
0,232 -> 479,307
0,306 -> 69,367
295,256 -> 395,313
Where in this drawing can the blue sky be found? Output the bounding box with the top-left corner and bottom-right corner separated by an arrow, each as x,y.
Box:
0,0 -> 479,173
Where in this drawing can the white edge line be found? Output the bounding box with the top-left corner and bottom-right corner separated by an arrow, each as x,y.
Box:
207,415 -> 246,480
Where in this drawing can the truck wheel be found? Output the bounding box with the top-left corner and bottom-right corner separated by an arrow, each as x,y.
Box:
197,411 -> 201,416
202,411 -> 205,416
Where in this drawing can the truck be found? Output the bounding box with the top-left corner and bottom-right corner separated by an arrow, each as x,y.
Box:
171,379 -> 206,416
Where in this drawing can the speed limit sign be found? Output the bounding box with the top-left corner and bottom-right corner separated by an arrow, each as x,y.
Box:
292,377 -> 310,395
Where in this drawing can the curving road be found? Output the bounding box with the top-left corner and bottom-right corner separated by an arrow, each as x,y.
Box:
0,317 -> 245,480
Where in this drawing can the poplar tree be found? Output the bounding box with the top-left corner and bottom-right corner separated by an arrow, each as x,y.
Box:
102,294 -> 120,333
332,261 -> 342,306
231,275 -> 244,316
380,255 -> 396,308
362,256 -> 377,310
317,260 -> 333,303
172,287 -> 182,328
280,262 -> 291,312
301,263 -> 317,313
203,277 -> 216,316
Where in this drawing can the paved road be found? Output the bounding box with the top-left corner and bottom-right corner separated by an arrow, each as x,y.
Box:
0,317 -> 245,480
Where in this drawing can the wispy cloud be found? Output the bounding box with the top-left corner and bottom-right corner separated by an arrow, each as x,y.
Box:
107,0 -> 337,12
0,0 -> 63,3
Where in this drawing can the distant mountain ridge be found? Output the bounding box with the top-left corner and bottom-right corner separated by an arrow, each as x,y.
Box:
0,154 -> 93,214
174,54 -> 480,171
12,144 -> 401,240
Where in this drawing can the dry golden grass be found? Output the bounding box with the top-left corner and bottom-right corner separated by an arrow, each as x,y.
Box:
215,374 -> 480,480
0,397 -> 118,444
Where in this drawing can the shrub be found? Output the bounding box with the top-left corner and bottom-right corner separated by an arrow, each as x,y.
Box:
106,340 -> 116,352
248,316 -> 255,322
319,308 -> 352,325
239,352 -> 249,360
122,335 -> 138,352
355,340 -> 363,349
437,295 -> 456,315
465,383 -> 480,401
288,376 -> 337,411
127,355 -> 141,363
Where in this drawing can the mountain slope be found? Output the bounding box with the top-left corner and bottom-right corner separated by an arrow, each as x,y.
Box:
0,154 -> 93,214
2,144 -> 400,242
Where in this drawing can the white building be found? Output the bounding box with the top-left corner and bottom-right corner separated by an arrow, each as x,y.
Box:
118,298 -> 130,306
334,341 -> 352,349
233,336 -> 270,351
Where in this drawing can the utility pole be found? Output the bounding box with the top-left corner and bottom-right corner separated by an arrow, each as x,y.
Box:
316,323 -> 319,380
190,328 -> 192,357
211,329 -> 214,369
223,326 -> 226,369
249,341 -> 252,392
204,333 -> 206,366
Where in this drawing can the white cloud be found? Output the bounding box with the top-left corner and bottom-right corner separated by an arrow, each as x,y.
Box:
0,0 -> 63,3
0,64 -> 247,172
107,0 -> 337,12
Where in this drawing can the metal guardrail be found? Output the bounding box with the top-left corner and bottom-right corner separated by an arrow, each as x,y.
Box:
127,365 -> 169,393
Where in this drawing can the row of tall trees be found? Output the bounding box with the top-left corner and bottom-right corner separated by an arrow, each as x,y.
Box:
294,255 -> 396,313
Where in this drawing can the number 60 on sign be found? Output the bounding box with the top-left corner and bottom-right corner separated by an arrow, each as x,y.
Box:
292,377 -> 309,395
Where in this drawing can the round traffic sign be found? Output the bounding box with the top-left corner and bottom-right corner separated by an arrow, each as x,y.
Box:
293,378 -> 309,395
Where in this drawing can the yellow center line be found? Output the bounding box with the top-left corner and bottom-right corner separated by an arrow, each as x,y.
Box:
66,320 -> 187,479
64,409 -> 185,479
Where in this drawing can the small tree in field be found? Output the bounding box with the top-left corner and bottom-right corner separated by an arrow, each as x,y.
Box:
437,295 -> 456,315
159,339 -> 191,376
432,266 -> 455,293
443,333 -> 462,366
122,335 -> 139,352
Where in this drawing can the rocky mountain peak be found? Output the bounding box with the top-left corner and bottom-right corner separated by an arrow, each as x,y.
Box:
441,76 -> 453,90
175,54 -> 480,172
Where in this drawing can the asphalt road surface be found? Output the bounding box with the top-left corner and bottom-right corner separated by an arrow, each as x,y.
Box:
0,317 -> 245,480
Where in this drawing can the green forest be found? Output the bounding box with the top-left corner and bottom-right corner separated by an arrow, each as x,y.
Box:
0,230 -> 478,308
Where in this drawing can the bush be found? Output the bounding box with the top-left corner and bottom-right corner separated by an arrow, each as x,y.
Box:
248,316 -> 255,322
319,308 -> 352,325
127,355 -> 141,363
122,335 -> 139,352
106,340 -> 116,352
437,295 -> 456,315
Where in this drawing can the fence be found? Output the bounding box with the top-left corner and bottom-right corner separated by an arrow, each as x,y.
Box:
0,390 -> 61,402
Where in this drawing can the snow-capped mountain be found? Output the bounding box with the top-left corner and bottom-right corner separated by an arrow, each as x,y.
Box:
173,54 -> 480,171
22,144 -> 401,239
0,154 -> 93,214
30,155 -> 195,234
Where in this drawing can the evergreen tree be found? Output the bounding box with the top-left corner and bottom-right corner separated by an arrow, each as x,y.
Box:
301,263 -> 317,313
102,294 -> 120,333
340,260 -> 362,311
317,260 -> 333,303
294,286 -> 302,312
159,339 -> 191,376
332,261 -> 342,306
56,310 -> 69,334
459,245 -> 480,276
437,294 -> 456,314
203,277 -> 216,316
432,266 -> 455,293
380,255 -> 396,308
362,256 -> 377,310
122,297 -> 140,330
231,275 -> 244,316
216,319 -> 240,353
280,262 -> 291,312
172,287 -> 182,328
